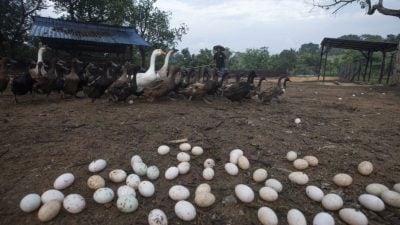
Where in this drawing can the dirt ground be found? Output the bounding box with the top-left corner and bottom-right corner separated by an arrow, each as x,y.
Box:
0,78 -> 399,225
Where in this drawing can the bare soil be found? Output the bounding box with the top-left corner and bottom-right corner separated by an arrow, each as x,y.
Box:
0,80 -> 399,225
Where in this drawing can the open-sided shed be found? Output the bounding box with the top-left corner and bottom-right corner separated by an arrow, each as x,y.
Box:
318,38 -> 398,83
29,16 -> 149,59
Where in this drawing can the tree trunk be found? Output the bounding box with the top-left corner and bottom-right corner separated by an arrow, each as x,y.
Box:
392,41 -> 400,85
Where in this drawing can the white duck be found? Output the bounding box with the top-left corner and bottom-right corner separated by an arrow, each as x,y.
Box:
136,49 -> 166,92
29,44 -> 50,79
157,49 -> 177,79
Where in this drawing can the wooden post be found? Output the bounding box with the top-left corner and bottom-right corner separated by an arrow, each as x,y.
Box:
367,52 -> 373,82
392,41 -> 400,85
378,51 -> 386,84
323,48 -> 328,82
386,53 -> 395,84
363,51 -> 371,82
318,45 -> 325,80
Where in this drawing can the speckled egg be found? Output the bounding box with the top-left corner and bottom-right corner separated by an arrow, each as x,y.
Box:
117,185 -> 136,197
146,165 -> 160,180
177,152 -> 191,162
41,189 -> 64,204
157,145 -> 170,155
63,194 -> 85,213
109,169 -> 127,183
133,162 -> 148,176
203,159 -> 215,168
53,173 -> 75,190
148,209 -> 168,225
138,181 -> 155,197
87,175 -> 105,190
191,146 -> 204,155
265,179 -> 283,193
165,167 -> 179,180
179,143 -> 191,151
93,187 -> 114,204
175,200 -> 196,221
126,174 -> 141,189
169,185 -> 190,201
178,162 -> 190,174
117,195 -> 139,213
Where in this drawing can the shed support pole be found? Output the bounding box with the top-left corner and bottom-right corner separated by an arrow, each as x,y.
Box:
367,52 -> 374,82
386,53 -> 395,84
363,51 -> 371,82
129,46 -> 133,62
323,48 -> 329,82
378,51 -> 386,84
318,45 -> 325,80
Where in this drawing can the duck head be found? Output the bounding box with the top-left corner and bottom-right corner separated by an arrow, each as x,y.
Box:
155,49 -> 166,56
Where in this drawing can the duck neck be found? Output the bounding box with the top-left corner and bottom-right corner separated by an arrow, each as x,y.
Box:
146,51 -> 158,74
257,78 -> 264,90
160,51 -> 173,71
37,48 -> 44,63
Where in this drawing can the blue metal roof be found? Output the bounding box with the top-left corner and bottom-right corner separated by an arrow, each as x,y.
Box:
30,16 -> 149,46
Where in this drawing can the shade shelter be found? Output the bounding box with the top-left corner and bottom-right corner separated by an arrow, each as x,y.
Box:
318,38 -> 398,83
29,16 -> 149,60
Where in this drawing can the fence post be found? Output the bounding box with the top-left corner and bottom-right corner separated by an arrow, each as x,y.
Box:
392,41 -> 400,85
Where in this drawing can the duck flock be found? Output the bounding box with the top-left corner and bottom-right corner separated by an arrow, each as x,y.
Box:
0,46 -> 290,104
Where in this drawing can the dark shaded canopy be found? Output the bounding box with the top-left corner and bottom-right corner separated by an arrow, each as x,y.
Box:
30,16 -> 149,53
321,38 -> 398,52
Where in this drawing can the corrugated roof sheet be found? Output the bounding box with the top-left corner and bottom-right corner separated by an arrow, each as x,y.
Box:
321,38 -> 397,52
30,16 -> 149,46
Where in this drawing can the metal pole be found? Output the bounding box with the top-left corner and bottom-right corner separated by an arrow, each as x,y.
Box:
367,52 -> 374,82
386,53 -> 395,84
363,51 -> 371,82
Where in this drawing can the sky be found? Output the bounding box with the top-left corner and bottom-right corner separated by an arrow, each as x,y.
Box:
39,0 -> 400,54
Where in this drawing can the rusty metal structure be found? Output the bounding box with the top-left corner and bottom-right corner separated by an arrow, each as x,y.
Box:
318,38 -> 398,84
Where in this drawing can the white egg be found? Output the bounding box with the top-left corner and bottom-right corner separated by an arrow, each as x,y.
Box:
165,167 -> 179,180
157,145 -> 170,155
53,173 -> 75,190
365,183 -> 388,196
294,118 -> 301,124
129,100 -> 134,104
358,161 -> 373,175
146,165 -> 160,180
257,207 -> 278,225
109,169 -> 127,183
178,162 -> 191,174
333,173 -> 353,187
265,179 -> 283,193
253,168 -> 268,182
381,190 -> 400,208
130,155 -> 143,165
179,143 -> 191,151
303,155 -> 318,166
339,208 -> 368,225
177,152 -> 191,162
203,168 -> 214,180
133,162 -> 148,176
169,185 -> 190,201
126,174 -> 141,189
195,183 -> 211,195
394,183 -> 400,193
20,193 -> 41,213
306,185 -> 324,202
88,159 -> 107,172
230,149 -> 243,164
313,212 -> 334,225
358,194 -> 385,212
87,175 -> 105,190
195,192 -> 215,207
93,187 -> 114,204
259,187 -> 278,202
138,181 -> 155,197
225,163 -> 239,175
148,209 -> 168,225
191,146 -> 204,155
237,155 -> 250,170
117,195 -> 139,213
175,200 -> 196,221
41,189 -> 64,204
293,159 -> 309,170
117,185 -> 136,197
286,151 -> 297,161
203,158 -> 215,168
235,184 -> 254,203
63,194 -> 85,213
288,172 -> 309,185
38,200 -> 61,222
287,209 -> 307,225
338,97 -> 343,101
322,193 -> 343,211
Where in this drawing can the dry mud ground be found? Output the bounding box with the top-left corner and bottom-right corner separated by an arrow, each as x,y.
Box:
0,80 -> 400,225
